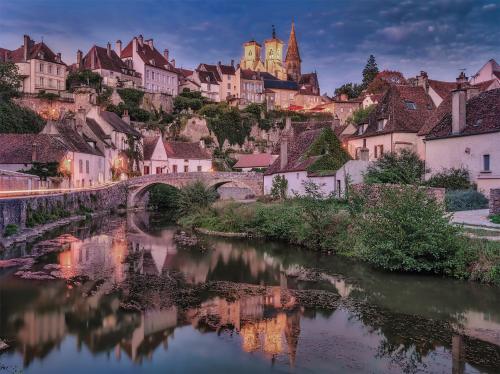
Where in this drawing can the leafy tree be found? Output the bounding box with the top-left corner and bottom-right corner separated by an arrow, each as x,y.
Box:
0,62 -> 21,101
0,101 -> 45,133
425,167 -> 471,190
20,162 -> 63,179
178,180 -> 218,215
306,127 -> 351,174
367,70 -> 406,94
346,105 -> 375,125
198,103 -> 251,149
334,82 -> 364,99
66,70 -> 102,92
173,90 -> 208,112
362,54 -> 379,88
148,184 -> 180,212
270,175 -> 288,200
364,149 -> 425,185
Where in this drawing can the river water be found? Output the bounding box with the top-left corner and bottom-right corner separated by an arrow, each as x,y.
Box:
0,212 -> 499,373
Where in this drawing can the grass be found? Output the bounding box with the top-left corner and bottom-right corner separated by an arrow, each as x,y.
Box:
463,227 -> 500,238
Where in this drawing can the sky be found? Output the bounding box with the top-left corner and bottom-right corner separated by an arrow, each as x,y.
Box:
0,0 -> 499,95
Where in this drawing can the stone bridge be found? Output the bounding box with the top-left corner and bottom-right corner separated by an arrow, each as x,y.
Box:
126,172 -> 263,208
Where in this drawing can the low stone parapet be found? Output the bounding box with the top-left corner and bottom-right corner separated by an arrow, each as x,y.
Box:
490,189 -> 500,215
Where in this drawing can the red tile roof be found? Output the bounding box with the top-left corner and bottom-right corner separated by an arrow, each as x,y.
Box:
121,38 -> 176,73
198,64 -> 221,81
428,79 -> 456,99
0,134 -> 68,164
234,153 -> 276,169
219,64 -> 236,76
143,136 -> 161,160
178,68 -> 194,78
426,88 -> 500,140
82,45 -> 137,76
164,142 -> 211,160
1,41 -> 66,65
197,70 -> 219,85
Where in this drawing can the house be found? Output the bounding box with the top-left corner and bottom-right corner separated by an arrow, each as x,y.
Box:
346,84 -> 436,161
164,141 -> 212,173
194,70 -> 220,102
235,68 -> 265,105
0,34 -> 67,94
85,107 -> 142,180
119,35 -> 179,95
178,68 -> 201,93
470,59 -> 500,88
362,93 -> 382,109
143,136 -> 168,175
263,77 -> 299,110
198,62 -> 238,101
73,43 -> 141,88
424,86 -> 500,193
0,169 -> 41,192
233,153 -> 277,172
264,120 -> 351,197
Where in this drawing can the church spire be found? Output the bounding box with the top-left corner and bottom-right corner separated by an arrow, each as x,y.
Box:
285,22 -> 301,82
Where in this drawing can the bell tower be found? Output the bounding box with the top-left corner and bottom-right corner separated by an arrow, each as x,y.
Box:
264,25 -> 286,80
240,40 -> 265,71
285,22 -> 301,82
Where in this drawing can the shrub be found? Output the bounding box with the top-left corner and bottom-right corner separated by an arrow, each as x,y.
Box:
148,184 -> 180,213
4,224 -> 18,237
463,239 -> 500,285
445,189 -> 488,211
364,149 -> 425,185
425,167 -> 471,190
178,180 -> 218,215
490,215 -> 500,224
270,175 -> 288,200
353,185 -> 463,274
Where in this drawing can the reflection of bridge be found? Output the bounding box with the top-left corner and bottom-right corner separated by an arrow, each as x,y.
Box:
127,172 -> 263,208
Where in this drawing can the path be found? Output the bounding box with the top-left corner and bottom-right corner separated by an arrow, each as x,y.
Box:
451,209 -> 500,228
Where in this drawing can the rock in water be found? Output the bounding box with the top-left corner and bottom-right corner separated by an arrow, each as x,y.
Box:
0,339 -> 8,351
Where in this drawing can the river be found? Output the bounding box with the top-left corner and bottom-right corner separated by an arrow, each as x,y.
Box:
0,212 -> 499,373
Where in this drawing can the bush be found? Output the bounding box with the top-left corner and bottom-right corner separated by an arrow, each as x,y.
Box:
463,239 -> 500,285
445,189 -> 488,211
178,180 -> 218,215
352,185 -> 463,274
364,149 -> 425,185
270,175 -> 287,200
425,167 -> 471,190
148,184 -> 180,212
490,215 -> 500,224
4,224 -> 18,237
0,101 -> 45,133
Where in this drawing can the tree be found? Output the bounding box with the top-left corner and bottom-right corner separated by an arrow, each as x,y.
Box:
306,127 -> 351,174
362,54 -> 379,88
0,62 -> 21,101
198,103 -> 251,149
366,70 -> 406,94
270,175 -> 288,200
66,69 -> 102,92
334,82 -> 364,99
0,100 -> 45,133
346,105 -> 375,125
364,149 -> 425,185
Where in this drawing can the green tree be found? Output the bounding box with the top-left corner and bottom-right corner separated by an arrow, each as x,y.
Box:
306,127 -> 351,174
364,149 -> 425,185
66,70 -> 103,92
178,180 -> 218,215
334,82 -> 364,99
0,61 -> 21,101
346,105 -> 375,125
0,101 -> 45,133
270,175 -> 288,200
362,54 -> 379,88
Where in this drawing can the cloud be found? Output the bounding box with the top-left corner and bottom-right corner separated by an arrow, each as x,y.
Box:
482,3 -> 497,10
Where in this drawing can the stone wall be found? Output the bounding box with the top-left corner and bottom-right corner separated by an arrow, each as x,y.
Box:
490,189 -> 500,215
350,183 -> 446,205
0,183 -> 127,235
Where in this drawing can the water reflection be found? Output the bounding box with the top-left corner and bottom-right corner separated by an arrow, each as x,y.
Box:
0,212 -> 499,373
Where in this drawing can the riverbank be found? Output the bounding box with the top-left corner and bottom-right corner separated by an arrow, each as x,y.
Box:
178,191 -> 500,286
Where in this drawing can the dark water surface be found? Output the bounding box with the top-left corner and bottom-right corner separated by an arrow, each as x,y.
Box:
0,212 -> 499,373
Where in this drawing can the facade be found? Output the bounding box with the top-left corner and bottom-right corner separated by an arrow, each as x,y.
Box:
470,59 -> 500,86
263,26 -> 287,80
198,62 -> 238,101
120,35 -> 178,95
237,69 -> 265,104
0,35 -> 67,94
347,85 -> 436,161
264,77 -> 299,110
194,69 -> 220,102
425,88 -> 500,193
178,68 -> 201,93
143,136 -> 168,175
74,44 -> 141,88
164,141 -> 212,173
0,169 -> 41,191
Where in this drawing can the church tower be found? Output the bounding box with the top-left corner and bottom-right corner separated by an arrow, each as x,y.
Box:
264,25 -> 287,80
240,40 -> 265,72
285,22 -> 301,82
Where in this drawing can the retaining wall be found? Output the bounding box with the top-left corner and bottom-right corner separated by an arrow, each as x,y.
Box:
490,189 -> 500,215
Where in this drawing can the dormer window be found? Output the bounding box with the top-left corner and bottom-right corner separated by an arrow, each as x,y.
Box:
150,59 -> 155,65
405,100 -> 417,110
357,124 -> 367,135
377,119 -> 387,131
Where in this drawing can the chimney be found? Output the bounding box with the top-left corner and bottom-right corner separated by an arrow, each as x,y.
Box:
417,71 -> 428,92
231,59 -> 234,67
76,107 -> 86,136
115,40 -> 122,56
163,49 -> 169,61
23,34 -> 30,61
456,71 -> 468,88
137,34 -> 144,46
31,142 -> 39,162
106,42 -> 111,57
359,148 -> 369,161
467,85 -> 480,100
146,39 -> 153,48
122,109 -> 130,124
133,37 -> 138,53
56,53 -> 62,63
452,77 -> 467,135
76,50 -> 83,69
280,136 -> 288,170
171,59 -> 175,67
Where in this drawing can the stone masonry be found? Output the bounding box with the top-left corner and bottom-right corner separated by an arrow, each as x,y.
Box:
490,189 -> 500,215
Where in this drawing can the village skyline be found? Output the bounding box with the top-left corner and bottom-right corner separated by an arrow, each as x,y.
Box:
1,0 -> 499,94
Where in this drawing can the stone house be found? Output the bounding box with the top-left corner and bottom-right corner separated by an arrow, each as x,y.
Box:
424,87 -> 500,193
0,34 -> 67,94
73,43 -> 142,88
178,68 -> 201,93
264,77 -> 299,110
198,62 -> 238,101
235,68 -> 265,105
142,136 -> 168,175
193,70 -> 220,102
164,141 -> 212,173
120,35 -> 179,95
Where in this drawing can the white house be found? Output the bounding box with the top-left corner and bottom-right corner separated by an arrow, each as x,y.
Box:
164,141 -> 212,173
194,69 -> 220,102
470,59 -> 500,88
143,136 -> 168,175
424,87 -> 500,193
119,35 -> 179,95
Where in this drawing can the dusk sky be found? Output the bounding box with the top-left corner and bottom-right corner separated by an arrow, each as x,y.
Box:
1,0 -> 499,94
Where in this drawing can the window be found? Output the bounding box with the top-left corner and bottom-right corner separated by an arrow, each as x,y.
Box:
197,165 -> 202,172
79,160 -> 83,173
374,145 -> 384,159
227,83 -> 231,90
357,124 -> 366,135
48,65 -> 52,74
144,166 -> 150,175
39,63 -> 44,72
151,71 -> 155,80
156,167 -> 162,174
377,119 -> 387,131
483,154 -> 491,172
39,77 -> 44,87
184,165 -> 189,173
405,100 -> 417,110
146,70 -> 150,79
49,78 -> 53,88
56,67 -> 60,75
173,165 -> 178,173
86,160 -> 89,173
